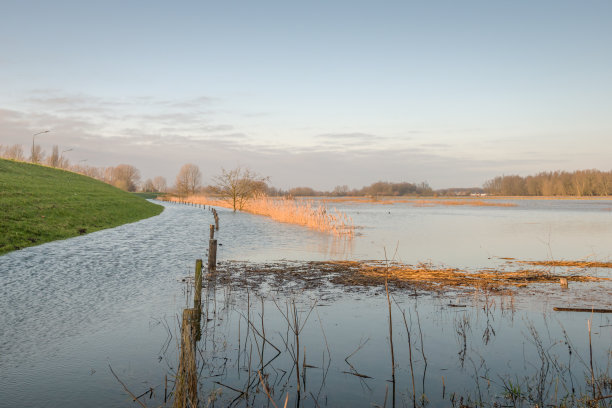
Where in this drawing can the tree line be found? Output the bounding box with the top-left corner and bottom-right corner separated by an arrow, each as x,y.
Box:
8,141 -> 609,198
282,181 -> 433,197
483,170 -> 612,196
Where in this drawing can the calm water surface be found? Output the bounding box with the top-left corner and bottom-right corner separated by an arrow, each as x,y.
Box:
0,199 -> 611,407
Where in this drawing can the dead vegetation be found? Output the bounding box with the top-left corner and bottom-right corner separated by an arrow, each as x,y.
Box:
215,259 -> 609,293
519,260 -> 612,268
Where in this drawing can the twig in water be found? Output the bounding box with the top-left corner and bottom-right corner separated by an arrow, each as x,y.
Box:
108,364 -> 147,408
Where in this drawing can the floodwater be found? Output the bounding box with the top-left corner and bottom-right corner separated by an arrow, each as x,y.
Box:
0,199 -> 611,407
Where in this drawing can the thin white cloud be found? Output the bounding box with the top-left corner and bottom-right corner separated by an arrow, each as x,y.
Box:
2,90 -> 611,190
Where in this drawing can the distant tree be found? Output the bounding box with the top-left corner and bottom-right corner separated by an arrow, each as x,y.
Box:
57,154 -> 70,169
175,163 -> 202,197
483,170 -> 612,197
153,176 -> 167,193
141,178 -> 156,192
30,145 -> 46,164
212,167 -> 268,211
110,164 -> 141,192
46,145 -> 60,167
289,186 -> 317,196
80,165 -> 103,180
3,144 -> 25,161
332,185 -> 349,196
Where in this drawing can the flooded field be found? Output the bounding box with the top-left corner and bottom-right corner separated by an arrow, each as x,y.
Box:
1,199 -> 611,407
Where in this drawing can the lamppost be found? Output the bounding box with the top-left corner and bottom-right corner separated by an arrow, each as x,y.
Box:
31,130 -> 50,163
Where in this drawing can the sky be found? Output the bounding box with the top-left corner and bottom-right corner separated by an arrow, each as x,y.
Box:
1,0 -> 611,190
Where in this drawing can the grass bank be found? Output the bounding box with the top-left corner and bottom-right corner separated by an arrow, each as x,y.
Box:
0,159 -> 163,255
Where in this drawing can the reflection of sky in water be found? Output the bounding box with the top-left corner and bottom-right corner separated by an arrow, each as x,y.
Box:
189,289 -> 612,407
0,200 -> 610,407
221,199 -> 612,270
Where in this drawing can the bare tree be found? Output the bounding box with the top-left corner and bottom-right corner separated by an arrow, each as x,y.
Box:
141,178 -> 156,192
57,154 -> 70,169
212,166 -> 268,211
175,164 -> 202,197
2,144 -> 25,161
153,176 -> 167,193
30,145 -> 46,164
110,164 -> 141,191
46,145 -> 60,167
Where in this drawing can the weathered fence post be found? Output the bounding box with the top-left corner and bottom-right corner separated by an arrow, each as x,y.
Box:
173,308 -> 199,408
209,224 -> 215,240
208,239 -> 217,272
194,259 -> 203,310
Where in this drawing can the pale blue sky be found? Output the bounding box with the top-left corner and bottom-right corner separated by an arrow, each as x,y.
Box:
1,1 -> 611,189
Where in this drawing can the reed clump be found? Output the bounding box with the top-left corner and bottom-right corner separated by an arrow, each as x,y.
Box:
165,195 -> 355,237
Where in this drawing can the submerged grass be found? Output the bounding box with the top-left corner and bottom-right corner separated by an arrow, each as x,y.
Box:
212,259 -> 609,293
0,159 -> 163,255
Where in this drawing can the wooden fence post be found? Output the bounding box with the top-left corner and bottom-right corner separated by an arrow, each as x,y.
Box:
208,239 -> 217,272
194,259 -> 203,311
173,308 -> 199,408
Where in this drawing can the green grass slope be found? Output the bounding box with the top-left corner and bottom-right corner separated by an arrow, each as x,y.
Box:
0,159 -> 163,255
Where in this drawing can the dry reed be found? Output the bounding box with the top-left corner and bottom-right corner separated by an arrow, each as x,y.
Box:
519,260 -> 612,268
352,261 -> 607,289
165,195 -> 355,237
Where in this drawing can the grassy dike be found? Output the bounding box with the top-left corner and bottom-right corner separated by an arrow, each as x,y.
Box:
0,159 -> 163,255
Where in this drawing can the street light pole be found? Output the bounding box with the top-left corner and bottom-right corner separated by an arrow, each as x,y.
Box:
31,130 -> 50,163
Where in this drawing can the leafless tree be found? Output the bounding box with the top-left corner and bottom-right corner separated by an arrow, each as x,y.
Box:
175,163 -> 202,197
109,164 -> 141,192
153,176 -> 167,193
141,178 -> 156,192
211,166 -> 268,211
30,145 -> 46,164
2,144 -> 25,161
46,145 -> 61,167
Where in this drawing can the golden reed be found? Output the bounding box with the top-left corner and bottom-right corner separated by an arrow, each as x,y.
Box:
164,195 -> 355,237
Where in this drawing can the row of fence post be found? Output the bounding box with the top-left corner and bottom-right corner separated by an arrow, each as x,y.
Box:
168,199 -> 218,233
173,210 -> 219,408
